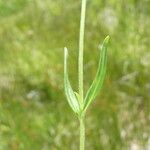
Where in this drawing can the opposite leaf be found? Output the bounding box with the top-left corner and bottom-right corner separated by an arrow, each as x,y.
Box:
83,36 -> 110,112
64,47 -> 80,114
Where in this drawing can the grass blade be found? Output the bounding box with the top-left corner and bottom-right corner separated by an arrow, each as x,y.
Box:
83,36 -> 110,111
64,47 -> 80,113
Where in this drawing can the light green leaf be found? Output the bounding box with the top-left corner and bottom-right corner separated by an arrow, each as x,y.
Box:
83,36 -> 110,111
64,47 -> 80,113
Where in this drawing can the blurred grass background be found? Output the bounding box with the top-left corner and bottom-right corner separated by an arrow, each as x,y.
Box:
0,0 -> 150,149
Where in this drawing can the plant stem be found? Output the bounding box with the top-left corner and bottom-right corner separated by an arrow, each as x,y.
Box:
79,0 -> 87,105
79,0 -> 87,149
79,116 -> 85,150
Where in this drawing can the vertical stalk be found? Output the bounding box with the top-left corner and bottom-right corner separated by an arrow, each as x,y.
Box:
79,0 -> 87,104
79,116 -> 85,150
79,0 -> 87,150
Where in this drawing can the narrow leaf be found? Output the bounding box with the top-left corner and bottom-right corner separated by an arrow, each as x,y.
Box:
83,36 -> 110,111
64,47 -> 80,113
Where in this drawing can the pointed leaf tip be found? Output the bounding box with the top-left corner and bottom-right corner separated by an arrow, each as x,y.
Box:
104,36 -> 110,44
98,36 -> 110,50
64,47 -> 68,57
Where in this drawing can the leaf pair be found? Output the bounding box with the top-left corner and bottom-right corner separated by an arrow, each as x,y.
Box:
64,36 -> 110,114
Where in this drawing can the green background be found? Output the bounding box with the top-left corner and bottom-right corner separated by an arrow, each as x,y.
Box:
0,0 -> 150,149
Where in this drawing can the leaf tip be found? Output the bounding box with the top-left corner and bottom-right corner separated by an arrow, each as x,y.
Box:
98,35 -> 110,50
64,47 -> 68,57
104,35 -> 110,44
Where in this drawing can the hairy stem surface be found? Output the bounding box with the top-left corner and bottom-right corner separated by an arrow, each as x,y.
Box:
79,0 -> 87,104
79,117 -> 85,150
79,0 -> 87,149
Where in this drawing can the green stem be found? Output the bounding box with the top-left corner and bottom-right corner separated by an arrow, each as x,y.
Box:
79,116 -> 85,150
79,0 -> 87,105
79,0 -> 87,149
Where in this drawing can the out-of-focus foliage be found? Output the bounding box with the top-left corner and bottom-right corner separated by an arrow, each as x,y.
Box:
0,0 -> 150,149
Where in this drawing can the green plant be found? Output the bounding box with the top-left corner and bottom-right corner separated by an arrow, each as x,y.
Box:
64,0 -> 110,149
